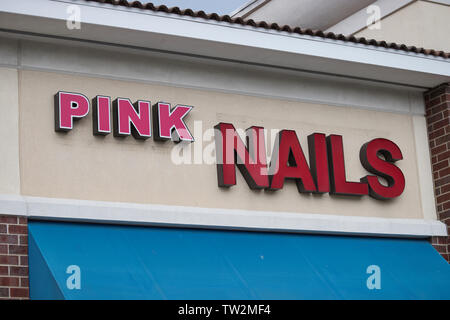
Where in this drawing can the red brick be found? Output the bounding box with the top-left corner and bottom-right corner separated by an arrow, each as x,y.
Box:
439,167 -> 450,178
426,96 -> 442,108
7,225 -> 27,235
439,91 -> 450,100
436,134 -> 450,146
19,235 -> 27,246
0,234 -> 18,244
433,160 -> 448,172
429,87 -> 447,100
0,216 -> 17,224
19,256 -> 28,266
432,118 -> 450,131
437,193 -> 450,204
20,277 -> 28,288
427,112 -> 443,125
438,210 -> 450,220
435,237 -> 448,245
429,127 -> 445,140
432,156 -> 438,164
433,244 -> 447,254
0,215 -> 28,298
9,267 -> 28,277
0,288 -> 9,298
430,103 -> 447,116
437,150 -> 450,162
443,201 -> 450,210
0,255 -> 18,265
10,288 -> 28,299
0,277 -> 19,287
431,143 -> 447,156
8,245 -> 27,255
0,266 -> 8,276
0,224 -> 6,234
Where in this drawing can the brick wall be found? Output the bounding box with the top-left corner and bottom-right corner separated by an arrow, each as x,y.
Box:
0,215 -> 29,299
424,82 -> 450,263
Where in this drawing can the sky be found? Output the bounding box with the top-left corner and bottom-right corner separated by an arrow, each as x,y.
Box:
144,0 -> 249,15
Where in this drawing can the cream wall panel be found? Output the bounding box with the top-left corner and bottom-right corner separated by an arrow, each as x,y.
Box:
0,68 -> 20,194
19,70 -> 425,219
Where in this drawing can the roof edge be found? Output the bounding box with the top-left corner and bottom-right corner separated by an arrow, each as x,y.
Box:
84,0 -> 449,58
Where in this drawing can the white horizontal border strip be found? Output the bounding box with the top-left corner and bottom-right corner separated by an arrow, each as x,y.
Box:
0,194 -> 446,238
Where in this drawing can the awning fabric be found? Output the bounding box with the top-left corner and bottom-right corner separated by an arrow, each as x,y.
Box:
28,220 -> 450,300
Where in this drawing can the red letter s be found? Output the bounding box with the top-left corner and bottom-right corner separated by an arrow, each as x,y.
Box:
360,138 -> 405,200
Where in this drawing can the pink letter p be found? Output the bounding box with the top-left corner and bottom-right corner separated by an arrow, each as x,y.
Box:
55,91 -> 90,131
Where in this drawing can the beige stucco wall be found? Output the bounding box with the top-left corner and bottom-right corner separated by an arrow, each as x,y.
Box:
355,1 -> 450,53
0,68 -> 20,194
17,69 -> 425,219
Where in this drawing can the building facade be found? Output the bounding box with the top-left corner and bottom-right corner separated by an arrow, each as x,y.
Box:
0,0 -> 449,299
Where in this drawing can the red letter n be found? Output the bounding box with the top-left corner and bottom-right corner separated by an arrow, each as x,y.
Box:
214,123 -> 269,189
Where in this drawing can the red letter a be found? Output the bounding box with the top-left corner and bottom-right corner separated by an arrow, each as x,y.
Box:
268,130 -> 317,193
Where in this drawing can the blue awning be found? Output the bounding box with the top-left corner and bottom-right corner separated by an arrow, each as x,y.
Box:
28,220 -> 450,300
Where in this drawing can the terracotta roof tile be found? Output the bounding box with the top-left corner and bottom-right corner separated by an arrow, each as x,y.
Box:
85,0 -> 449,59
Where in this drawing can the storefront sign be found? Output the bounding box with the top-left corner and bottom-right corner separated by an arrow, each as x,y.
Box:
55,91 -> 194,142
54,91 -> 405,201
214,123 -> 405,200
